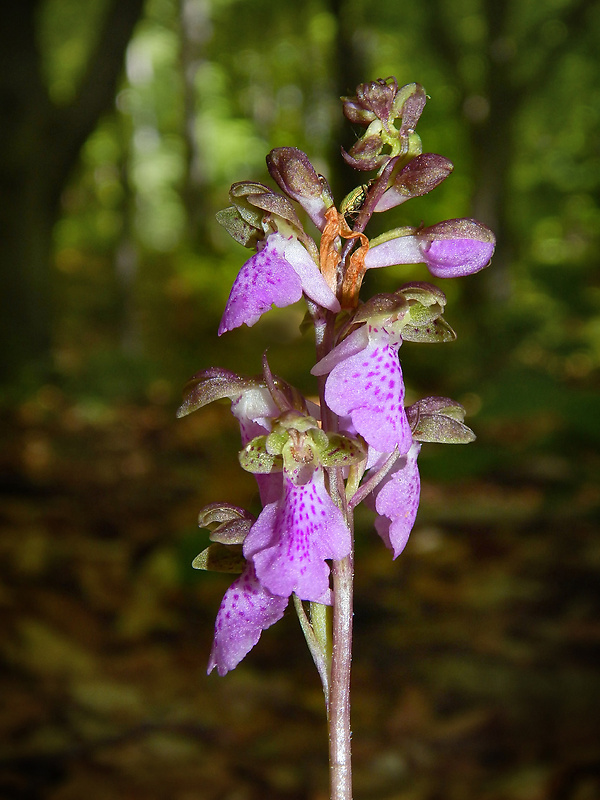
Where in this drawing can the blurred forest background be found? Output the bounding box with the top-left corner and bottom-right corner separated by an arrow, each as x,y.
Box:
1,0 -> 599,798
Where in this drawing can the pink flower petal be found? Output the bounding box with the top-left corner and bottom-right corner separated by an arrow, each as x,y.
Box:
311,326 -> 370,376
244,470 -> 350,603
323,330 -> 412,454
219,234 -> 303,334
208,563 -> 288,676
422,237 -> 495,277
372,443 -> 421,558
218,233 -> 339,335
231,388 -> 279,444
364,218 -> 495,279
283,237 -> 340,311
364,235 -> 423,269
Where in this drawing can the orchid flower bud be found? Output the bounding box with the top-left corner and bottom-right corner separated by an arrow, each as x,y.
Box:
366,219 -> 496,278
375,154 -> 454,212
267,147 -> 333,231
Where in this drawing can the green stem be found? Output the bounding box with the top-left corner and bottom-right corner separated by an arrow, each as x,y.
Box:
293,595 -> 330,704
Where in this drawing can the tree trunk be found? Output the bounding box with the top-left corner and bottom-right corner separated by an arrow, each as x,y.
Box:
0,0 -> 146,386
0,185 -> 55,385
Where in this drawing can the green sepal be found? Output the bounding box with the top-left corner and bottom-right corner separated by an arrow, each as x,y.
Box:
229,181 -> 272,226
352,293 -> 408,326
397,281 -> 447,309
224,180 -> 309,243
198,502 -> 255,544
411,414 -> 475,443
176,368 -> 256,418
244,191 -> 304,237
307,426 -> 329,451
265,428 -> 289,456
277,411 -> 321,433
192,543 -> 245,573
407,397 -> 475,444
318,434 -> 366,467
239,435 -> 283,473
410,396 -> 467,419
215,206 -> 261,248
350,283 -> 454,343
401,315 -> 456,343
395,282 -> 455,343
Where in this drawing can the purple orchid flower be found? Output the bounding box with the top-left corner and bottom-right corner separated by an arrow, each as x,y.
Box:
219,232 -> 340,335
207,465 -> 350,676
244,468 -> 351,604
312,322 -> 413,455
208,561 -> 288,676
366,442 -> 421,558
365,218 -> 495,279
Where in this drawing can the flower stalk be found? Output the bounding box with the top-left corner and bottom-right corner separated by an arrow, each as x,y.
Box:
178,76 -> 495,800
329,552 -> 354,800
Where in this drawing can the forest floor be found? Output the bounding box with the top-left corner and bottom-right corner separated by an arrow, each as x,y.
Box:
1,388 -> 599,800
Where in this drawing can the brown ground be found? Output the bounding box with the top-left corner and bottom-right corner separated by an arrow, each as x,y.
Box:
1,390 -> 599,800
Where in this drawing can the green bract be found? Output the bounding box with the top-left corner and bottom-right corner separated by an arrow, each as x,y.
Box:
197,502 -> 255,545
193,543 -> 246,574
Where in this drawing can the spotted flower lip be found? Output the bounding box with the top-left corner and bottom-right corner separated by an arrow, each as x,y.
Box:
243,469 -> 351,604
218,232 -> 340,335
312,323 -> 413,455
364,218 -> 495,278
207,562 -> 288,676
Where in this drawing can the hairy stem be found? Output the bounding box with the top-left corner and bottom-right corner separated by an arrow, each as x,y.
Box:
329,547 -> 354,800
313,306 -> 354,800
